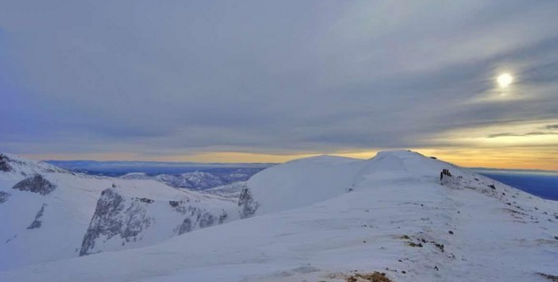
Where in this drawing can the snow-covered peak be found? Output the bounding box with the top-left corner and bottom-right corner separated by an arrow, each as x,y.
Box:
370,149 -> 422,159
247,154 -> 365,215
361,150 -> 438,172
0,153 -> 68,178
352,150 -> 443,181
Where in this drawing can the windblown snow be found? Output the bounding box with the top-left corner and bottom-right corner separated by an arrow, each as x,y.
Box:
1,151 -> 557,282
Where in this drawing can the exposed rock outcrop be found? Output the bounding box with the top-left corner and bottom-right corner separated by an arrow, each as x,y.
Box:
80,188 -> 129,256
0,191 -> 10,204
80,187 -> 236,256
0,154 -> 12,172
27,204 -> 47,230
12,175 -> 56,195
177,218 -> 192,235
238,188 -> 259,218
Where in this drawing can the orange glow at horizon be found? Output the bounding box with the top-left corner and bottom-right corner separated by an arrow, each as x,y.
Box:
22,147 -> 558,171
19,118 -> 558,171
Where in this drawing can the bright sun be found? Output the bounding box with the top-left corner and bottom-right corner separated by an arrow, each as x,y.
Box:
497,73 -> 513,88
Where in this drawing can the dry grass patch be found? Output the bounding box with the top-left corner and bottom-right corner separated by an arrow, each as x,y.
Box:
346,271 -> 394,282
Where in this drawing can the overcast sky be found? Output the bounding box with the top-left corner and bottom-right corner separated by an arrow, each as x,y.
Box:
1,1 -> 557,169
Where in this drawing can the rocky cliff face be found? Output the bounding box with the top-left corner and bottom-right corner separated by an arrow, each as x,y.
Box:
238,187 -> 259,219
12,175 -> 56,195
170,200 -> 229,235
0,154 -> 12,172
80,187 -> 238,256
79,189 -> 126,256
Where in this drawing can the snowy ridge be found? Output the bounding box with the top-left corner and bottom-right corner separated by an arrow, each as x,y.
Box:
1,150 -> 557,282
0,153 -> 68,177
0,154 -> 243,271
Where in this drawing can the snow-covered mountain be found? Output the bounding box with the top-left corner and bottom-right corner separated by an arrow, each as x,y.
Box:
79,185 -> 238,256
1,150 -> 557,282
0,154 -> 241,271
204,181 -> 247,199
0,153 -> 68,176
120,170 -> 253,190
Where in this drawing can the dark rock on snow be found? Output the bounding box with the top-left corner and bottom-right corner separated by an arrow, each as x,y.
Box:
238,188 -> 259,219
80,188 -> 127,256
0,154 -> 12,172
0,191 -> 10,204
27,204 -> 47,230
80,187 -> 232,256
12,174 -> 56,195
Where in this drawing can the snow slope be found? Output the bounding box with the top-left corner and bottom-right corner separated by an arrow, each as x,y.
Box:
0,154 -> 240,271
1,150 -> 557,282
247,155 -> 365,215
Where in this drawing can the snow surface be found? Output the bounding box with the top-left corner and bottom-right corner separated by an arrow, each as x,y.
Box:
247,155 -> 364,215
1,150 -> 557,282
0,154 -> 239,271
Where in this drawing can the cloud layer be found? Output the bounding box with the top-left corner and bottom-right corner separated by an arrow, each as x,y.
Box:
1,1 -> 557,167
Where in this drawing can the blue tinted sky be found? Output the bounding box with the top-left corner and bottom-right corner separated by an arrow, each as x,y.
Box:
1,1 -> 558,169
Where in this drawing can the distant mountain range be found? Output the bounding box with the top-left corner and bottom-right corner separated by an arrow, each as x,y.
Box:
46,160 -> 274,176
44,159 -> 273,193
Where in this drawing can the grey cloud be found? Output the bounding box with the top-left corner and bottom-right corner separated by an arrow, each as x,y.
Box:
487,132 -> 558,138
487,133 -> 517,138
1,1 -> 558,157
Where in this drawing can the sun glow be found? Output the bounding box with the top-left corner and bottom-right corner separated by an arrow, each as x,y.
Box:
497,73 -> 513,88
